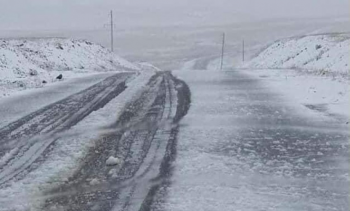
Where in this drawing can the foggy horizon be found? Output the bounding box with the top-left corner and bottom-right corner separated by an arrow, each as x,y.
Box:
0,0 -> 349,31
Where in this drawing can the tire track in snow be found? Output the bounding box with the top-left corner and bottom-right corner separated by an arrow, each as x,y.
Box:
44,72 -> 191,211
0,73 -> 133,185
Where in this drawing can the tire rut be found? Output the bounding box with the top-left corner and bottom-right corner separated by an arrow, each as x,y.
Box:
139,76 -> 191,211
43,72 -> 191,211
0,73 -> 133,186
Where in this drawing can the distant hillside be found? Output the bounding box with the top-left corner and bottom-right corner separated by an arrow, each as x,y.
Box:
244,34 -> 350,78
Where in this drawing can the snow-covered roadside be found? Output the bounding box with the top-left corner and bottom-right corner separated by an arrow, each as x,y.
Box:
238,34 -> 349,121
242,68 -> 349,122
0,70 -> 155,211
0,38 -> 139,98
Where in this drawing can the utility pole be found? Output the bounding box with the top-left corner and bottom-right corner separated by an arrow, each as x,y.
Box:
110,10 -> 114,52
242,39 -> 245,63
220,33 -> 225,70
104,11 -> 115,52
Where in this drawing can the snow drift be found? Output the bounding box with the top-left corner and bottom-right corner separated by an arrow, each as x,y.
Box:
0,38 -> 138,97
244,34 -> 350,78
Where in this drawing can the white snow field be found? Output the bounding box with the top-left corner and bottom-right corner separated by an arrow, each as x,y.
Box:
0,38 -> 138,97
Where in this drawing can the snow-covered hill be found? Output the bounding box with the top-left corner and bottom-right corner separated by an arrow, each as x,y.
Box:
0,38 -> 139,97
244,34 -> 350,78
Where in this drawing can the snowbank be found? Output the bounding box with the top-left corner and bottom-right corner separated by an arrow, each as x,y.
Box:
0,38 -> 138,97
244,34 -> 350,78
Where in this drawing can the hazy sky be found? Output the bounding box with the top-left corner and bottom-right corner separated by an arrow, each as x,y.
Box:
0,0 -> 349,30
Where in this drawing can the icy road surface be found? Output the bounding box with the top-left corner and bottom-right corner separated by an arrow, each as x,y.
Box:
159,69 -> 349,211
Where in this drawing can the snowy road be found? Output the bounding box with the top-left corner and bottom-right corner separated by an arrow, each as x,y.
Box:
161,68 -> 349,211
0,66 -> 348,211
43,71 -> 190,211
0,70 -> 190,210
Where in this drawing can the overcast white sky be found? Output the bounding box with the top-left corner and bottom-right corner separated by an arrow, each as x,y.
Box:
0,0 -> 349,30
